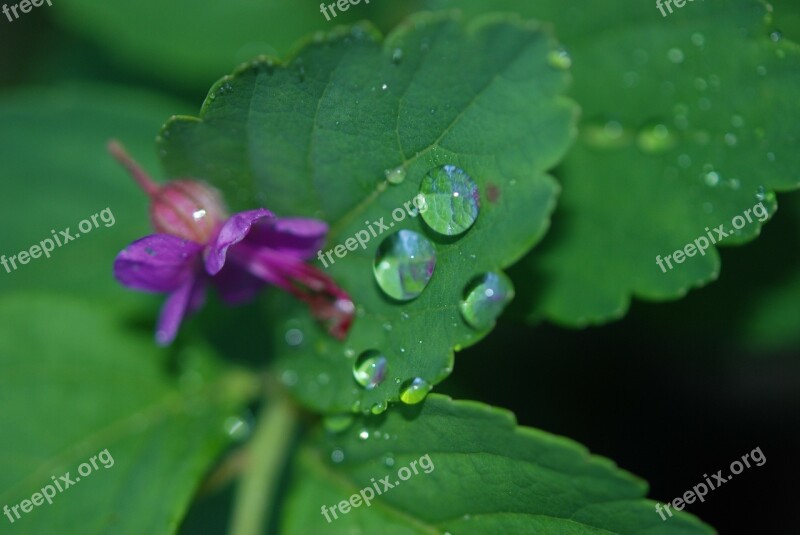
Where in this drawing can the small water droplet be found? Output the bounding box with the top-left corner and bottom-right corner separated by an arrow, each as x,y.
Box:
729,178 -> 741,190
460,272 -> 515,330
547,48 -> 572,69
678,154 -> 691,168
223,414 -> 252,442
373,230 -> 437,301
370,401 -> 388,415
667,48 -> 685,64
384,453 -> 395,467
392,48 -> 403,64
419,165 -> 480,235
358,429 -> 370,440
724,133 -> 738,146
382,322 -> 392,331
284,328 -> 303,346
637,123 -> 676,154
731,115 -> 745,128
323,414 -> 354,433
385,165 -> 406,185
583,120 -> 628,149
145,247 -> 156,256
331,449 -> 345,463
704,171 -> 721,187
381,83 -> 388,91
399,377 -> 432,405
767,152 -> 776,162
353,350 -> 388,390
281,370 -> 298,386
694,77 -> 708,91
756,65 -> 767,76
770,30 -> 782,42
691,33 -> 706,47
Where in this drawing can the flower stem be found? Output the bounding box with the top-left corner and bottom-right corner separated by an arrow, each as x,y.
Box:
107,139 -> 160,196
228,390 -> 298,535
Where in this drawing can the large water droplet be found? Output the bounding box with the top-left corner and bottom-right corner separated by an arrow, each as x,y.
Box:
399,377 -> 432,405
460,272 -> 515,330
418,165 -> 479,236
385,165 -> 406,185
353,350 -> 388,390
374,230 -> 436,301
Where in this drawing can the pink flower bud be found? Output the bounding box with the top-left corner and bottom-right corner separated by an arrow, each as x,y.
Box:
150,180 -> 228,243
108,140 -> 228,243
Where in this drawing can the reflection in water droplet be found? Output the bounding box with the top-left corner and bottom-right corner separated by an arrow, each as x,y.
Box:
324,414 -> 354,433
353,350 -> 388,390
460,272 -> 515,330
637,123 -> 676,154
385,166 -> 406,185
547,48 -> 572,69
399,377 -> 432,405
667,48 -> 685,64
192,209 -> 207,221
374,230 -> 436,301
419,165 -> 480,236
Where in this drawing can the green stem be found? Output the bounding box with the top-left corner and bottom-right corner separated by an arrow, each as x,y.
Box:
228,392 -> 297,535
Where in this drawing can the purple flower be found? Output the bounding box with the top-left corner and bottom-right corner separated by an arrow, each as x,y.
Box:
108,140 -> 354,346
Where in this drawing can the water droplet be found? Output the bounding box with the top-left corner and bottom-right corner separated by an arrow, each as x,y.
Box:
358,429 -> 370,440
381,83 -> 388,91
373,230 -> 436,301
678,154 -> 691,168
729,178 -> 741,190
460,272 -> 515,330
637,123 -> 676,154
694,77 -> 708,91
691,33 -> 706,47
223,414 -> 252,442
331,449 -> 345,463
667,48 -> 685,64
145,247 -> 156,256
281,370 -> 298,386
770,30 -> 782,42
547,48 -> 572,69
384,454 -> 395,467
391,48 -> 403,64
704,171 -> 721,187
353,350 -> 388,390
756,65 -> 767,76
418,165 -> 480,235
583,120 -> 628,149
731,114 -> 745,128
284,328 -> 303,346
399,377 -> 432,405
323,414 -> 354,433
344,348 -> 356,358
724,133 -> 738,146
370,401 -> 388,415
382,322 -> 392,331
385,165 -> 406,185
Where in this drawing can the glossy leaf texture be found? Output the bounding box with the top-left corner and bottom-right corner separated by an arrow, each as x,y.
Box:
424,0 -> 800,326
159,13 -> 578,413
281,395 -> 715,534
0,295 -> 257,534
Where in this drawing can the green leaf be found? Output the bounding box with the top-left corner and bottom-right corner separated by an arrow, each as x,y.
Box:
0,84 -> 189,298
159,13 -> 577,413
426,0 -> 800,326
52,0 -> 391,88
281,395 -> 715,534
0,294 -> 258,534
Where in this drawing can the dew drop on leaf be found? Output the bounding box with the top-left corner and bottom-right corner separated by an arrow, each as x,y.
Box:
370,401 -> 388,415
353,350 -> 388,390
384,165 -> 406,185
399,377 -> 432,405
460,272 -> 515,330
323,414 -> 354,433
636,123 -> 675,154
547,48 -> 572,70
418,165 -> 480,236
373,230 -> 436,301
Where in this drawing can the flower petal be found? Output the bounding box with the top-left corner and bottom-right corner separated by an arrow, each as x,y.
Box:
246,217 -> 329,260
155,274 -> 206,346
114,234 -> 203,292
205,209 -> 273,275
213,264 -> 264,305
